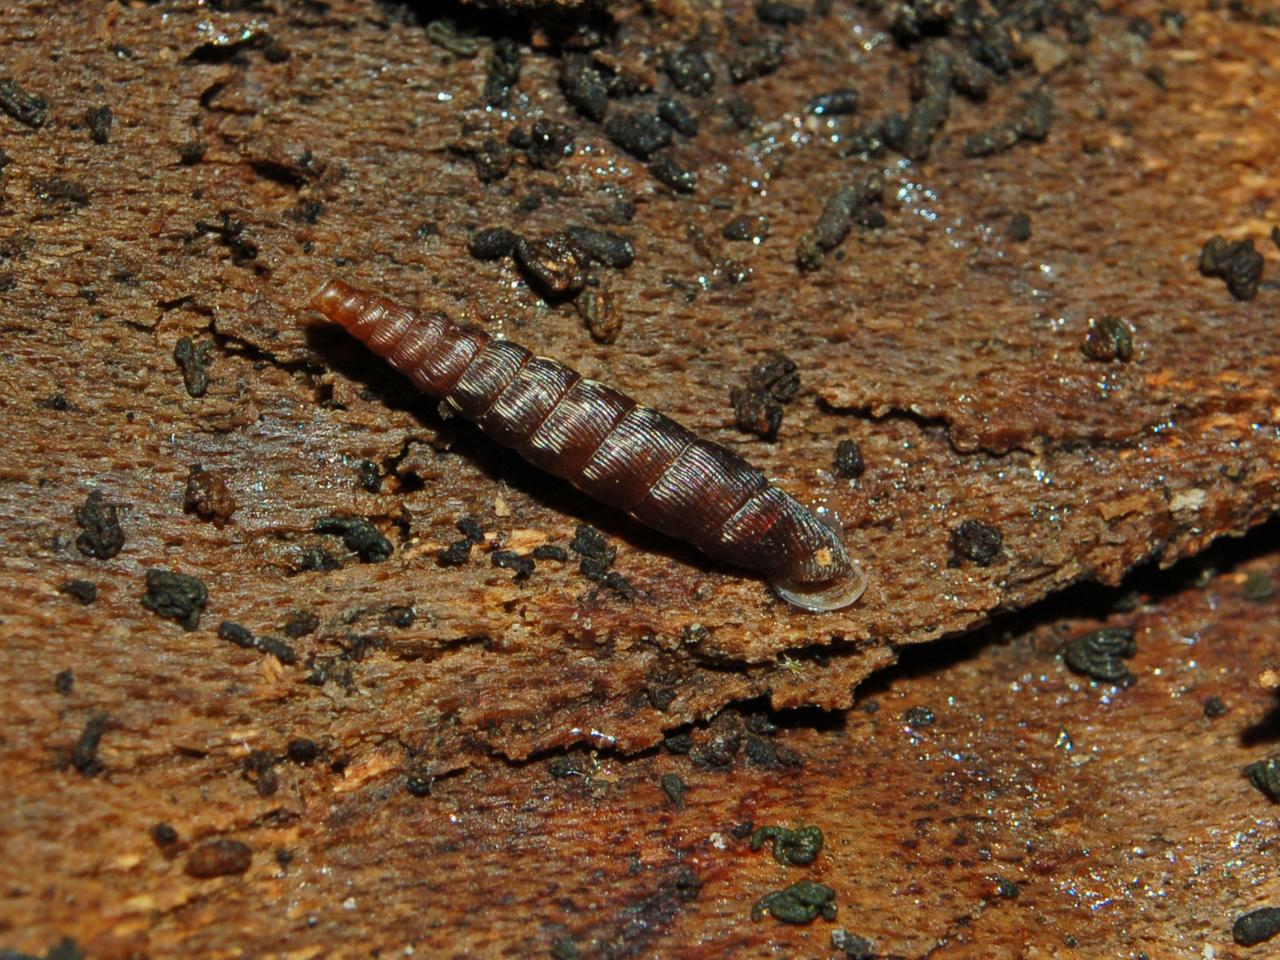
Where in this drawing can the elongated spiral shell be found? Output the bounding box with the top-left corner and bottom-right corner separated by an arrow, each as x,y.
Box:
309,279 -> 866,611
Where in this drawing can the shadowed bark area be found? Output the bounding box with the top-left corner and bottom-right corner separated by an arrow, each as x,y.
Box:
1,0 -> 1278,954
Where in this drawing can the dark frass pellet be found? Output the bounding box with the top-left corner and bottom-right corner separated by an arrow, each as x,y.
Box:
313,516 -> 392,562
605,111 -> 672,159
85,105 -> 112,144
576,288 -> 623,344
283,610 -> 318,637
964,88 -> 1053,158
753,880 -> 837,924
560,57 -> 609,121
491,549 -> 535,580
141,570 -> 208,630
532,544 -> 568,562
902,46 -> 952,161
649,153 -> 696,193
657,97 -> 698,136
950,519 -> 1002,566
286,738 -> 319,763
405,774 -> 432,797
72,712 -> 108,775
1243,757 -> 1280,801
75,489 -> 125,559
55,669 -> 74,694
522,120 -> 575,169
807,89 -> 859,116
660,772 -> 687,810
751,825 -> 824,866
756,2 -> 807,25
469,227 -> 518,261
905,705 -> 935,727
994,877 -> 1020,898
664,47 -> 715,96
566,226 -> 634,268
0,78 -> 49,128
256,635 -> 298,665
834,439 -> 865,478
1008,212 -> 1032,241
1064,627 -> 1137,685
729,38 -> 784,83
1235,907 -> 1280,947
731,387 -> 783,441
484,37 -> 521,107
59,579 -> 97,604
218,620 -> 255,649
723,215 -> 769,243
173,336 -> 212,397
1082,316 -> 1134,363
1199,235 -> 1264,301
152,823 -> 179,847
514,234 -> 587,299
471,138 -> 511,183
185,839 -> 252,878
1203,696 -> 1228,718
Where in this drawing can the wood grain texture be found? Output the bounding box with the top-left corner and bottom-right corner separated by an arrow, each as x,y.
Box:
1,0 -> 1279,953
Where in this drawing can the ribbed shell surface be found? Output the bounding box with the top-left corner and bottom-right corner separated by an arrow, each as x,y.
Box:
309,279 -> 858,596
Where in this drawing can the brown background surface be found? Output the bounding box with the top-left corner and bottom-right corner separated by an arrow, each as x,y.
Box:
1,0 -> 1278,956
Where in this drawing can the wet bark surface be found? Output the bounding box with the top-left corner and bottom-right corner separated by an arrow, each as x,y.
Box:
1,0 -> 1278,954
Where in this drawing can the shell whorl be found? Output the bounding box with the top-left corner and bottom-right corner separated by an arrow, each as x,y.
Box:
309,279 -> 866,611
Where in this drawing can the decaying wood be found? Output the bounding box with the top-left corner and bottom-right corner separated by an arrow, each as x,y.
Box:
1,0 -> 1278,953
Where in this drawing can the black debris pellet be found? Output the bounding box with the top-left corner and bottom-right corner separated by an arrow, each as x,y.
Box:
1235,908 -> 1280,946
729,38 -> 784,83
832,929 -> 874,959
152,823 -> 179,847
59,579 -> 97,604
185,839 -> 252,879
472,137 -> 511,183
902,46 -> 953,161
664,47 -> 715,96
356,459 -> 381,493
75,489 -> 125,559
994,878 -> 1020,898
83,105 -> 113,145
484,36 -> 521,107
173,336 -> 211,397
797,173 -> 883,269
218,620 -> 256,649
242,749 -> 278,797
384,605 -> 415,627
1203,696 -> 1228,718
548,754 -> 586,778
515,234 -> 587,299
950,519 -> 1003,566
603,570 -> 637,600
55,669 -> 74,694
749,353 -> 800,401
744,735 -> 778,766
905,705 -> 935,727
492,549 -> 535,580
0,78 -> 48,128
313,517 -> 392,563
951,52 -> 994,101
560,57 -> 609,121
286,738 -> 320,763
731,820 -> 754,840
807,89 -> 859,116
569,525 -> 615,570
469,227 -> 518,261
605,111 -> 672,159
1244,757 -> 1280,801
657,97 -> 698,136
72,712 -> 108,775
649,153 -> 696,193
178,141 -> 206,165
964,88 -> 1054,158
283,611 -> 319,638
723,215 -> 769,243
752,880 -> 837,924
731,388 -> 783,441
1064,627 -> 1137,685
525,120 -> 575,170
1082,316 -> 1135,363
566,225 -> 634,268
142,570 -> 208,630
437,539 -> 473,566
660,772 -> 687,810
256,635 -> 298,665
1199,236 -> 1264,301
752,824 -> 824,865
756,2 -> 807,26
456,516 -> 484,542
646,685 -> 676,710
192,212 -> 257,263
833,439 -> 865,478
405,774 -> 432,796
41,392 -> 70,410
532,544 -> 568,561
1008,212 -> 1032,241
